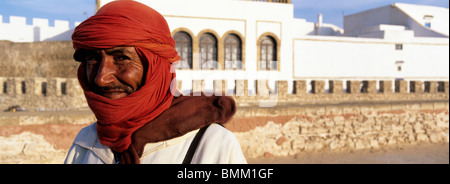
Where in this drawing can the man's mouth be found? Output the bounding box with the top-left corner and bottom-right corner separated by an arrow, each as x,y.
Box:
93,84 -> 134,100
100,89 -> 129,99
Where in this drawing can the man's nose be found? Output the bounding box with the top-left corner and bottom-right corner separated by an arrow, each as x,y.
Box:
95,55 -> 117,87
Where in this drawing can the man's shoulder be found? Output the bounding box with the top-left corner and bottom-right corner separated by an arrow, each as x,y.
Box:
192,123 -> 247,164
72,123 -> 98,148
203,123 -> 238,144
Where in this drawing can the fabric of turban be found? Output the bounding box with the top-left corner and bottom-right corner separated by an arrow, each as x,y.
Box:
72,0 -> 180,153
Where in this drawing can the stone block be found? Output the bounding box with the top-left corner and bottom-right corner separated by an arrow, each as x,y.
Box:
410,81 -> 423,93
46,79 -> 58,97
311,80 -> 325,94
424,81 -> 438,93
367,80 -> 377,93
293,80 -> 306,94
67,78 -> 83,97
379,80 -> 393,94
192,80 -> 204,95
416,134 -> 429,142
234,80 -> 248,96
276,136 -> 288,146
256,80 -> 270,97
329,80 -> 343,94
292,137 -> 306,150
277,80 -> 288,98
444,81 -> 449,94
369,139 -> 380,149
213,80 -> 227,96
395,80 -> 408,93
354,140 -> 366,150
54,78 -> 68,96
346,81 -> 361,94
362,80 -> 377,93
13,78 -> 25,96
429,134 -> 441,143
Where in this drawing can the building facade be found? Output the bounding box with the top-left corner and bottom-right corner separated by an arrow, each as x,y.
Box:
99,0 -> 449,93
1,0 -> 448,94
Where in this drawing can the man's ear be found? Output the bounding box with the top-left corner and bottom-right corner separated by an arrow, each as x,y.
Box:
74,49 -> 101,62
73,49 -> 87,62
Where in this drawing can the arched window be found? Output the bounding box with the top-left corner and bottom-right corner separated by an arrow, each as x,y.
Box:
260,36 -> 277,70
174,31 -> 193,69
224,34 -> 242,70
199,33 -> 218,69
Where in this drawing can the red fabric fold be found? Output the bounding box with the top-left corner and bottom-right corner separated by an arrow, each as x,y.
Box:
72,0 -> 180,153
72,0 -> 180,63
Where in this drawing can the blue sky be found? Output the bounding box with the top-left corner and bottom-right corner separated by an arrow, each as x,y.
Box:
0,0 -> 95,27
0,0 -> 448,28
292,0 -> 449,27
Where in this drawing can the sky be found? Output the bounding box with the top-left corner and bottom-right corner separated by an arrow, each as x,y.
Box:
0,0 -> 449,28
292,0 -> 449,28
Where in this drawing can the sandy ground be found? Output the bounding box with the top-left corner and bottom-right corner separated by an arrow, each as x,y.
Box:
247,143 -> 449,164
0,122 -> 448,164
5,143 -> 448,164
1,111 -> 448,164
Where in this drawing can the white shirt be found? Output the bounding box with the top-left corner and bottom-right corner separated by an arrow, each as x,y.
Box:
64,123 -> 247,164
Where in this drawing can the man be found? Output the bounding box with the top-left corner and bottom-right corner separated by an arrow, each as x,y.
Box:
64,0 -> 247,164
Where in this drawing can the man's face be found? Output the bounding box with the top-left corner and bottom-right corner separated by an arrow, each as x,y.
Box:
80,47 -> 144,100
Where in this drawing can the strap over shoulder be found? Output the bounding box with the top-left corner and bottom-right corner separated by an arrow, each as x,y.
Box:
182,125 -> 210,164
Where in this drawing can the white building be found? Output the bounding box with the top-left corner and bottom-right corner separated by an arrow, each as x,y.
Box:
1,0 -> 448,93
0,15 -> 80,42
293,2 -> 449,86
344,3 -> 449,38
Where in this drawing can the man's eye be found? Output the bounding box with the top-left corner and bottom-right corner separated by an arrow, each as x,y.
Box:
85,56 -> 98,64
115,55 -> 130,62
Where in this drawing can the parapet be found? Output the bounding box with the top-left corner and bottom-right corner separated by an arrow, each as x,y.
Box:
0,77 -> 86,111
1,15 -> 79,29
1,77 -> 448,110
179,79 -> 449,106
0,15 -> 80,42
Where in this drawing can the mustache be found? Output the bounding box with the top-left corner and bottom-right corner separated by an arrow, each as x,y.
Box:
93,83 -> 134,95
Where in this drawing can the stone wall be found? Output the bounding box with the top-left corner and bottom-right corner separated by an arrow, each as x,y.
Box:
227,101 -> 449,158
0,100 -> 448,163
0,77 -> 86,111
229,79 -> 449,106
1,77 -> 449,111
0,41 -> 77,78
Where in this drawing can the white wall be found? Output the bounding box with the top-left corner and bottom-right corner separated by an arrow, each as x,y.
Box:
395,3 -> 449,37
0,15 -> 79,42
0,16 -> 33,42
293,36 -> 449,80
344,3 -> 449,38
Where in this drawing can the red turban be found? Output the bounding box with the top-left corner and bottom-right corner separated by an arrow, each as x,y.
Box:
72,0 -> 180,153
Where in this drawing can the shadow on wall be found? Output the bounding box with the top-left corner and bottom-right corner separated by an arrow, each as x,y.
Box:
44,29 -> 75,42
33,27 -> 75,42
